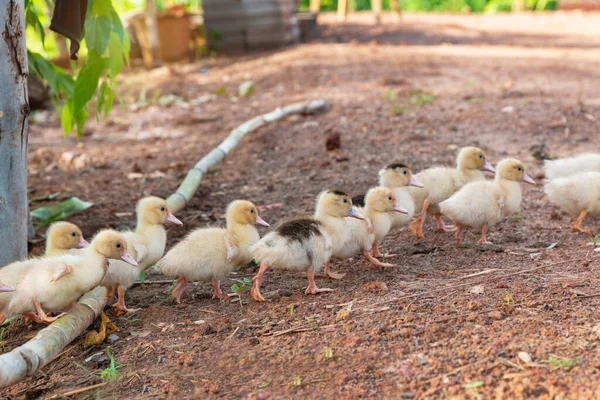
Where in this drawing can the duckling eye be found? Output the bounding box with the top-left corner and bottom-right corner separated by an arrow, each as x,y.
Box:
517,167 -> 522,171
479,154 -> 483,159
343,198 -> 348,204
250,209 -> 254,214
403,170 -> 407,175
116,243 -> 122,249
388,196 -> 392,201
160,207 -> 166,212
71,232 -> 76,237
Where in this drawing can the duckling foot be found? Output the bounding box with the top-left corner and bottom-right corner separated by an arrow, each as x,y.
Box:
410,199 -> 429,239
455,224 -> 465,246
305,271 -> 333,296
250,262 -> 269,302
323,261 -> 346,280
476,226 -> 492,245
363,250 -> 397,268
113,287 -> 140,316
211,279 -> 228,300
105,286 -> 116,302
172,277 -> 188,304
371,244 -> 397,259
435,215 -> 457,232
33,300 -> 65,324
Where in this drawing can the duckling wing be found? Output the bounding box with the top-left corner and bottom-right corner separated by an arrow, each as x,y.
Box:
544,154 -> 600,180
133,244 -> 149,264
225,234 -> 239,262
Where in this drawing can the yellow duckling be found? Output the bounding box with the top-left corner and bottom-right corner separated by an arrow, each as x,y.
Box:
353,163 -> 423,230
544,153 -> 600,180
101,196 -> 182,316
360,187 -> 408,260
45,221 -> 90,256
250,218 -> 334,301
440,158 -> 535,245
157,200 -> 269,303
0,221 -> 89,324
5,230 -> 137,325
544,171 -> 600,234
409,147 -> 496,239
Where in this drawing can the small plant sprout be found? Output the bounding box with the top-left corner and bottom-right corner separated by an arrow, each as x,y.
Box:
548,356 -> 579,370
324,347 -> 333,360
289,304 -> 295,317
100,346 -> 124,382
0,327 -> 5,348
231,278 -> 252,295
464,380 -> 484,398
409,90 -> 434,106
292,376 -> 302,387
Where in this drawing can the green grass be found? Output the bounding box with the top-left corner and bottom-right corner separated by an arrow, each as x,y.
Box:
548,356 -> 579,370
100,347 -> 124,382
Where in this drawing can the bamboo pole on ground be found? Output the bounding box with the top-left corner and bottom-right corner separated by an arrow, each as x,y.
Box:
0,99 -> 327,389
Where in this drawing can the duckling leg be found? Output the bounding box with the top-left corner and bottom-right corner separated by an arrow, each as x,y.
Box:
33,300 -> 66,324
105,286 -> 115,302
455,224 -> 465,246
363,250 -> 396,268
572,210 -> 593,234
476,226 -> 492,245
410,199 -> 429,239
0,314 -> 6,326
305,270 -> 333,295
324,261 -> 346,280
114,287 -> 140,316
435,215 -> 457,232
211,279 -> 227,300
172,277 -> 188,304
250,262 -> 270,302
371,243 -> 397,259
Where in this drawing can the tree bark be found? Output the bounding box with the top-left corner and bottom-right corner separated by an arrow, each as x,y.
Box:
0,0 -> 30,267
144,0 -> 162,68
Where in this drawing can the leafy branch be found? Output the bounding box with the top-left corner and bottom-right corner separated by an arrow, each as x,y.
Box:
25,0 -> 129,137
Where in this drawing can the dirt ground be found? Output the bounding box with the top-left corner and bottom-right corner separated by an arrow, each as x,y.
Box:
3,11 -> 600,399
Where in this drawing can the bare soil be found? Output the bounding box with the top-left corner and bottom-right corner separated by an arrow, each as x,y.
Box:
4,11 -> 600,399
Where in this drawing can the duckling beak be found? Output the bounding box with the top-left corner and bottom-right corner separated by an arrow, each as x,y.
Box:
120,251 -> 138,267
167,212 -> 183,226
347,206 -> 365,220
408,176 -> 424,188
78,237 -> 90,248
483,161 -> 496,173
393,203 -> 409,214
522,173 -> 536,185
255,215 -> 270,228
0,282 -> 15,293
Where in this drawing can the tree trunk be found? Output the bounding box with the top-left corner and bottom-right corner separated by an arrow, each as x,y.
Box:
144,0 -> 162,68
0,0 -> 30,267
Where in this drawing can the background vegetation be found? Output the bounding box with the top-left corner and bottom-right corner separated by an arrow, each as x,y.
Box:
299,0 -> 558,12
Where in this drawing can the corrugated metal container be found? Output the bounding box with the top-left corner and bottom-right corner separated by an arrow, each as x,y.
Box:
203,0 -> 300,51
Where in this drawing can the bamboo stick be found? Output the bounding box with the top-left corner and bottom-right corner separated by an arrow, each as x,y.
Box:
166,99 -> 327,213
0,99 -> 327,389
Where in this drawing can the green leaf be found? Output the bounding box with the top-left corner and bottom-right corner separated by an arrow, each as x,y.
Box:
61,100 -> 74,135
104,84 -> 114,118
73,56 -> 105,112
25,2 -> 45,48
122,32 -> 131,65
107,32 -> 124,76
31,197 -> 94,230
75,107 -> 89,138
90,0 -> 114,16
138,271 -> 147,281
85,15 -> 113,55
97,81 -> 107,121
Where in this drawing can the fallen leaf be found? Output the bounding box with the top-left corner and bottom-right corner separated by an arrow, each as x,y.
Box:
469,285 -> 485,294
518,351 -> 532,364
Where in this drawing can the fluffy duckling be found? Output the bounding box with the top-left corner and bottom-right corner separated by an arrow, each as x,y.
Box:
409,146 -> 496,239
362,187 -> 408,259
45,221 -> 90,256
3,230 -> 137,325
544,153 -> 600,180
544,171 -> 600,234
440,158 -> 535,245
0,221 -> 89,323
250,218 -> 333,301
353,163 -> 423,230
101,196 -> 182,316
157,200 -> 269,303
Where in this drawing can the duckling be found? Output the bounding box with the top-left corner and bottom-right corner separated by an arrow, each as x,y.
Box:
544,171 -> 600,234
544,153 -> 600,180
101,196 -> 182,316
362,187 -> 409,259
440,158 -> 535,245
409,146 -> 496,239
250,218 -> 333,301
45,221 -> 90,256
352,163 -> 423,232
4,230 -> 137,325
316,189 -> 406,276
157,200 -> 269,303
0,221 -> 89,324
